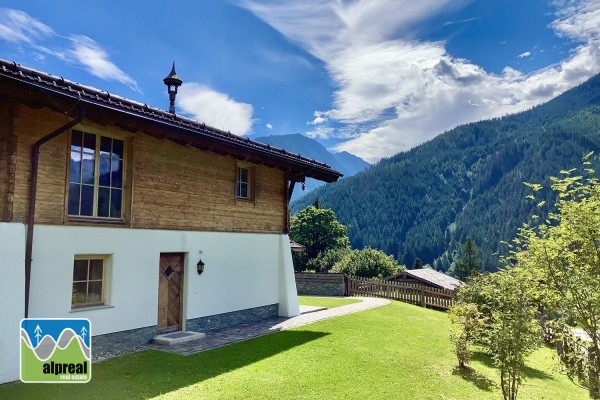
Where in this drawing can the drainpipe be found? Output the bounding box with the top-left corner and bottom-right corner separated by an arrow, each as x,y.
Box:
24,103 -> 85,318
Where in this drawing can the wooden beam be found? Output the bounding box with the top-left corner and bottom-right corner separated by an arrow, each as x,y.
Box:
288,181 -> 296,202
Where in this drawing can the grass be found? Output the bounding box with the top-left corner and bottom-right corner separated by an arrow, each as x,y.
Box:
297,295 -> 362,308
0,301 -> 587,399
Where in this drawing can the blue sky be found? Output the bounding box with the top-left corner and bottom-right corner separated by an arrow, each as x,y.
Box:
1,1 -> 599,163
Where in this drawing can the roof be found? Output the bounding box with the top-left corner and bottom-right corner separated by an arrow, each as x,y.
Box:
386,269 -> 464,291
0,59 -> 342,183
289,240 -> 305,252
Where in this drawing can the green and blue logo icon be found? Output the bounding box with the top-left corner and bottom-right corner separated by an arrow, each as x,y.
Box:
20,318 -> 91,383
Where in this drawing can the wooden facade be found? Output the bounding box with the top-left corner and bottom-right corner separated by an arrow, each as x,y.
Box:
0,99 -> 17,222
0,101 -> 286,232
0,60 -> 340,234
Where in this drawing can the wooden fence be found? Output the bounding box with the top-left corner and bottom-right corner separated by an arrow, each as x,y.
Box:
346,276 -> 456,310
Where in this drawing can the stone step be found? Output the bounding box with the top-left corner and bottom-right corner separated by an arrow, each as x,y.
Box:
153,331 -> 206,345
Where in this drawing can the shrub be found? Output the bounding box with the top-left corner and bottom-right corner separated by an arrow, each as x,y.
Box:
331,247 -> 402,278
449,302 -> 482,368
306,247 -> 351,273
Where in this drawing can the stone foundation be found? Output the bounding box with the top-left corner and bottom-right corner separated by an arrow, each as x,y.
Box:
186,304 -> 279,332
91,304 -> 279,360
93,325 -> 159,360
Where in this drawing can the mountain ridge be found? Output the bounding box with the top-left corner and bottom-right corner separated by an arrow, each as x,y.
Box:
292,72 -> 600,272
254,133 -> 370,200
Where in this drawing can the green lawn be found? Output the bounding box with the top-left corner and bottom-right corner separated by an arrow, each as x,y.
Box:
0,301 -> 586,399
297,295 -> 362,308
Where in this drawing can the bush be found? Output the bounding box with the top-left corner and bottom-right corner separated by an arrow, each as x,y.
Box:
449,303 -> 482,368
306,247 -> 351,273
454,269 -> 542,400
331,247 -> 402,278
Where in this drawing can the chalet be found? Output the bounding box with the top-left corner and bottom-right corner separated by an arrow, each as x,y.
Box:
385,269 -> 464,292
0,59 -> 341,383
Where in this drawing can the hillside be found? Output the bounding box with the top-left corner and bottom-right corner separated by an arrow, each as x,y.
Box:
292,73 -> 600,272
254,134 -> 370,200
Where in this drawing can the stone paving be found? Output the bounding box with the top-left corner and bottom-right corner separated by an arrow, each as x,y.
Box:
145,297 -> 390,356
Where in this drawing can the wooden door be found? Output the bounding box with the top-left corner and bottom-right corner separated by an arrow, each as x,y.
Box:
158,253 -> 184,329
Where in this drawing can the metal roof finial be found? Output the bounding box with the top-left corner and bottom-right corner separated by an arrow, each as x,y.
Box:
163,62 -> 182,114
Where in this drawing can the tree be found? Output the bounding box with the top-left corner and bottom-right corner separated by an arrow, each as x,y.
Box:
487,269 -> 542,400
452,237 -> 480,281
331,247 -> 403,278
513,161 -> 600,399
449,302 -> 481,369
306,247 -> 351,273
455,269 -> 542,400
290,206 -> 350,271
413,257 -> 423,269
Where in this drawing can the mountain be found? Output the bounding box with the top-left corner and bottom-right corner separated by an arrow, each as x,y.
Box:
292,73 -> 600,272
254,133 -> 370,200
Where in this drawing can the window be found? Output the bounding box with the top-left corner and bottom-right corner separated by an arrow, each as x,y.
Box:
236,166 -> 255,201
72,256 -> 107,308
236,167 -> 249,199
68,130 -> 124,219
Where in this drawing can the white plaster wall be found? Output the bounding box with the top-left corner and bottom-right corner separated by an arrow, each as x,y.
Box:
278,234 -> 300,317
0,223 -> 26,384
182,231 -> 280,320
28,225 -> 287,336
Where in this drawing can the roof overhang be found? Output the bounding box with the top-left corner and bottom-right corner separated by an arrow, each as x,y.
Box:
0,59 -> 342,183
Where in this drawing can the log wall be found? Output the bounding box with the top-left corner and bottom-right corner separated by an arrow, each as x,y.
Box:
7,102 -> 287,233
0,100 -> 11,221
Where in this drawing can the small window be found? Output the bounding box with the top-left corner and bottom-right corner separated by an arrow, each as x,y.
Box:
235,165 -> 256,201
72,256 -> 107,308
236,167 -> 250,199
69,130 -> 125,219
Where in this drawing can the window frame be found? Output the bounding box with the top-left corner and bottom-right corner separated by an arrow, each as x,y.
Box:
235,163 -> 256,203
71,255 -> 109,309
236,166 -> 250,199
67,129 -> 128,222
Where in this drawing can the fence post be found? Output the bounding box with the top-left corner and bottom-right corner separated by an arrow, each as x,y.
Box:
344,275 -> 349,296
420,288 -> 426,308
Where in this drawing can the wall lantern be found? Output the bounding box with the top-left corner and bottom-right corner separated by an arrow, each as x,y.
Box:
197,258 -> 205,275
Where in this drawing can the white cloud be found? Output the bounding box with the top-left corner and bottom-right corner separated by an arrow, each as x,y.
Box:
0,8 -> 138,91
306,126 -> 334,140
67,35 -> 138,91
178,83 -> 254,136
266,123 -> 273,129
518,51 -> 532,58
443,17 -> 480,27
241,0 -> 600,162
551,0 -> 600,42
307,111 -> 328,125
0,8 -> 53,44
